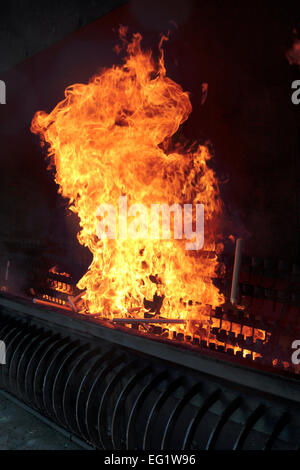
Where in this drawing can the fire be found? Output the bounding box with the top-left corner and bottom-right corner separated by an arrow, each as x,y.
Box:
31,28 -> 225,328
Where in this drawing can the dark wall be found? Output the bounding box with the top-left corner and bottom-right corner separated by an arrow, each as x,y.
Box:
0,0 -> 127,73
0,0 -> 299,278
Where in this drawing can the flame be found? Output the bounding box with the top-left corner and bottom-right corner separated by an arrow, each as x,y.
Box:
49,265 -> 71,278
31,28 -> 225,328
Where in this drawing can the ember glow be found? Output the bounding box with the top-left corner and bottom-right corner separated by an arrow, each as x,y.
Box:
31,28 -> 225,329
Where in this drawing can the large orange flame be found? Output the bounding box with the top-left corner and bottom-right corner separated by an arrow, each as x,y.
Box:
31,28 -> 225,328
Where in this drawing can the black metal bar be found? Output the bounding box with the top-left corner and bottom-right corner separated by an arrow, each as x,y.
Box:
74,349 -> 116,439
96,360 -> 139,449
42,340 -> 79,419
1,326 -> 26,389
0,301 -> 299,450
111,365 -> 152,449
233,404 -> 266,450
52,344 -> 87,425
125,370 -> 167,450
33,337 -> 65,414
84,355 -> 128,447
17,331 -> 53,400
161,383 -> 205,449
8,329 -> 39,396
205,396 -> 243,449
1,294 -> 300,406
0,325 -> 21,385
24,335 -> 59,406
182,389 -> 221,450
143,377 -> 184,450
82,353 -> 124,444
263,412 -> 290,450
62,348 -> 101,432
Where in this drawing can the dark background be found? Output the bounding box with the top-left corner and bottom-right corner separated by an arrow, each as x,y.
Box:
0,0 -> 299,286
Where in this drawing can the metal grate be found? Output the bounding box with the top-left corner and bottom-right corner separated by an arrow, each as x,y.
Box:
0,310 -> 299,450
